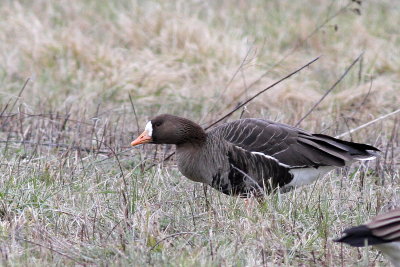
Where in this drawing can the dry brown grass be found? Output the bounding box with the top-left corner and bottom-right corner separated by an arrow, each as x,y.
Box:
0,0 -> 399,266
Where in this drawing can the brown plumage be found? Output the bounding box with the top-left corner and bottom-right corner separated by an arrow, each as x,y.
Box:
131,114 -> 379,197
335,208 -> 400,266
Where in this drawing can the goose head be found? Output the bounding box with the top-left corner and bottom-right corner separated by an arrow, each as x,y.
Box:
131,114 -> 206,146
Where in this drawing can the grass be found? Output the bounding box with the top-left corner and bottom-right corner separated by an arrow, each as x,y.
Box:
0,0 -> 399,265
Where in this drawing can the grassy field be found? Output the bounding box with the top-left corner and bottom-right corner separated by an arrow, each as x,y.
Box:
0,0 -> 399,266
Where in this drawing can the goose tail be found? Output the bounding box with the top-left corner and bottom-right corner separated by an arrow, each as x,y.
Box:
310,133 -> 380,162
334,225 -> 385,247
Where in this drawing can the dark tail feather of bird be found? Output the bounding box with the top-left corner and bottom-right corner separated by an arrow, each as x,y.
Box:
334,225 -> 389,247
309,133 -> 380,160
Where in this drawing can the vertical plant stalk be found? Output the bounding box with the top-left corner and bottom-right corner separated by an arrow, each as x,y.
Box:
295,52 -> 364,127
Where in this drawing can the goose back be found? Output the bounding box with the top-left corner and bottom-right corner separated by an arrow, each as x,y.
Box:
211,118 -> 378,168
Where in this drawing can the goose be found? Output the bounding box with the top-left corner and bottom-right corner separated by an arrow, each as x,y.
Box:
335,208 -> 400,266
131,114 -> 379,197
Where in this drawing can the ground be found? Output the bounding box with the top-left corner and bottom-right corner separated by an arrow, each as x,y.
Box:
0,0 -> 399,266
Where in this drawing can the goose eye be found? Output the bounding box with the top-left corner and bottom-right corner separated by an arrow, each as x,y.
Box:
154,122 -> 162,127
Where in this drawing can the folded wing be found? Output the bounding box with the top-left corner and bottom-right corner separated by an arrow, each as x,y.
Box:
211,118 -> 379,168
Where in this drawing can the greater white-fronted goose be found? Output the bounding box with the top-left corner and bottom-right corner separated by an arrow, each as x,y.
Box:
335,208 -> 400,266
131,114 -> 379,197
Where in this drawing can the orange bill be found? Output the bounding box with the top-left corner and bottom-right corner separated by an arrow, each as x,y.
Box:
131,130 -> 152,146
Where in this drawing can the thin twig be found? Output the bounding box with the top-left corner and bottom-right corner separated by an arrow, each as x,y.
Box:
128,93 -> 140,136
105,219 -> 124,241
10,78 -> 30,112
104,143 -> 131,225
340,77 -> 374,139
0,140 -> 110,154
1,111 -> 94,126
94,148 -> 132,163
318,77 -> 374,135
358,55 -> 363,84
335,108 -> 400,138
206,56 -> 320,130
348,77 -> 373,118
202,45 -> 254,121
14,237 -> 87,265
150,232 -> 199,251
295,52 -> 364,127
0,77 -> 30,118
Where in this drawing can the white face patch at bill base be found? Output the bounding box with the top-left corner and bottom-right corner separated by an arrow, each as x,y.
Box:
145,121 -> 153,137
